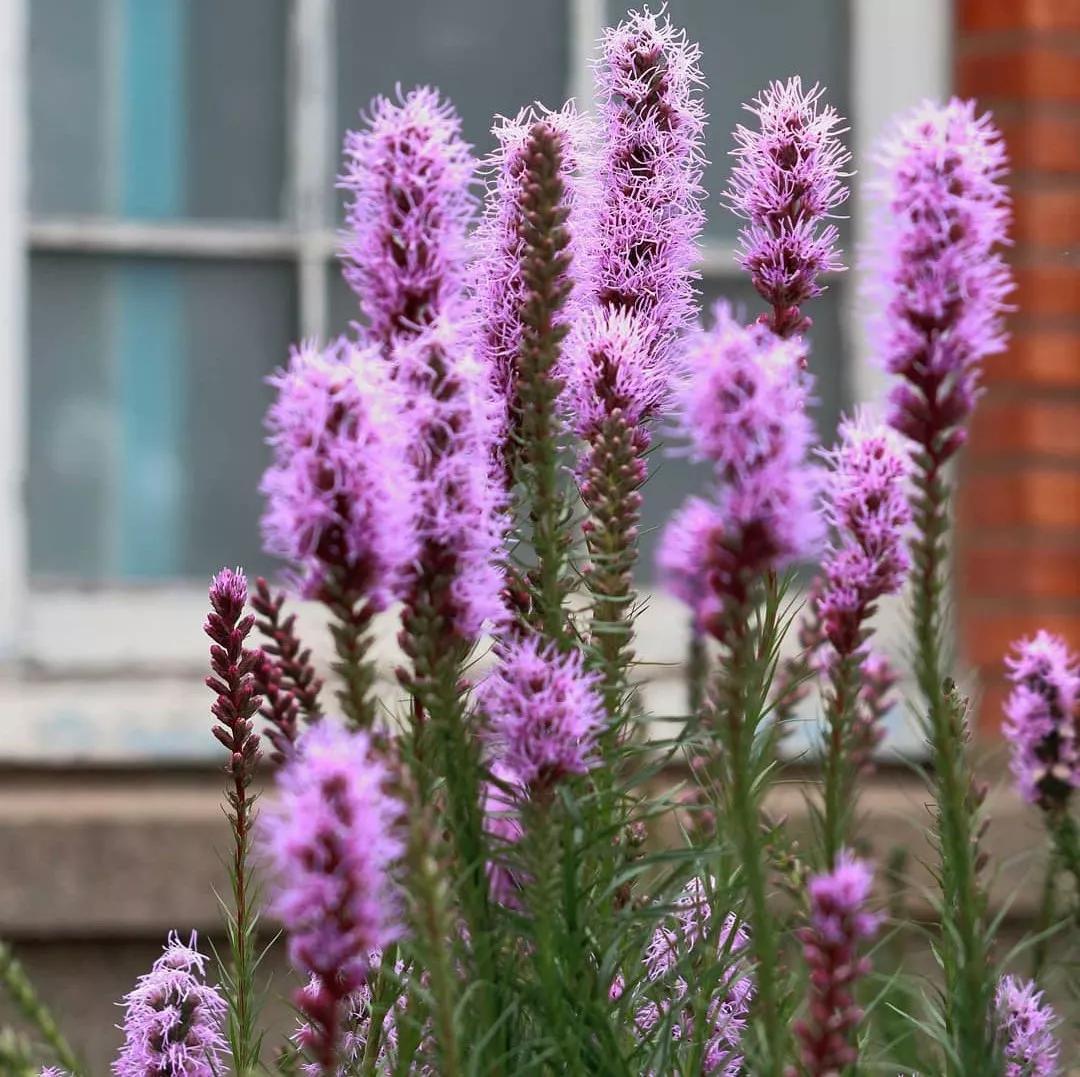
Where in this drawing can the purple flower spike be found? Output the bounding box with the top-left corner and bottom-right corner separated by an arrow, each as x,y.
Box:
817,412 -> 911,655
658,307 -> 823,636
339,87 -> 475,346
113,932 -> 228,1077
394,318 -> 508,642
794,852 -> 879,1076
591,6 -> 706,345
727,77 -> 849,337
1003,631 -> 1080,811
995,975 -> 1061,1077
868,98 -> 1012,464
260,338 -> 416,609
478,636 -> 605,791
264,721 -> 405,1073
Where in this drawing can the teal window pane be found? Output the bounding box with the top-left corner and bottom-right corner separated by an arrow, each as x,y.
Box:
30,0 -> 289,220
29,255 -> 297,581
334,0 -> 569,220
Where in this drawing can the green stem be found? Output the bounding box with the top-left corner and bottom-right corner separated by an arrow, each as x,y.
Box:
820,648 -> 862,868
324,576 -> 378,731
227,779 -> 260,1076
359,944 -> 398,1075
0,941 -> 82,1076
1047,808 -> 1080,915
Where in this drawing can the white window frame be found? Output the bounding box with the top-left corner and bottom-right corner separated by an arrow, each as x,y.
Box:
0,0 -> 949,759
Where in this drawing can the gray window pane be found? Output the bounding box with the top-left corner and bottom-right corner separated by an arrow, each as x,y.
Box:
638,278 -> 848,581
605,1 -> 850,239
29,255 -> 296,581
30,0 -> 289,220
335,0 -> 569,220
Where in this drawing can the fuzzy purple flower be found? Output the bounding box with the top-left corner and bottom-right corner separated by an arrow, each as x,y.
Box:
261,338 -> 416,608
264,721 -> 405,1072
1003,631 -> 1080,811
727,77 -> 849,337
658,308 -> 823,635
474,102 -> 591,450
590,6 -> 706,345
339,87 -> 475,346
394,318 -> 507,642
868,98 -> 1012,463
635,879 -> 754,1075
817,412 -> 911,655
478,637 -> 605,790
113,932 -> 228,1077
995,975 -> 1061,1077
40,1069 -> 68,1077
794,852 -> 879,1076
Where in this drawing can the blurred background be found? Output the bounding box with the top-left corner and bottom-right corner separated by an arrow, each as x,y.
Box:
0,0 -> 1076,1069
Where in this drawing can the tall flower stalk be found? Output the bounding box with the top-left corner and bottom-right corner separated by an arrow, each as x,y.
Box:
474,104 -> 586,641
868,98 -> 1012,1073
204,568 -> 263,1074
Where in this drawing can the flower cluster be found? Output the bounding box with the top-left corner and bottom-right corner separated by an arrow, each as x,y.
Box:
869,98 -> 1012,462
263,721 -> 404,1071
394,319 -> 507,641
817,413 -> 911,655
659,307 -> 822,635
339,87 -> 475,345
261,338 -> 416,607
994,976 -> 1060,1077
727,77 -> 849,336
794,853 -> 879,1075
590,6 -> 706,344
478,637 -> 605,790
1003,631 -> 1080,811
114,933 -> 229,1077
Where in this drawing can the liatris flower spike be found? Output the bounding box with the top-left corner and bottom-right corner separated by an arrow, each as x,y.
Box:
1003,631 -> 1080,812
994,976 -> 1061,1077
793,852 -> 880,1076
339,87 -> 474,346
479,636 -> 605,793
658,308 -> 822,638
870,98 -> 1012,466
727,77 -> 849,337
591,6 -> 706,345
263,721 -> 404,1074
113,932 -> 229,1077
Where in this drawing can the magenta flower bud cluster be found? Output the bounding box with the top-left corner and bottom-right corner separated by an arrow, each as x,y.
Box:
658,306 -> 822,635
1003,631 -> 1080,811
994,975 -> 1060,1077
261,339 -> 417,609
869,98 -> 1012,462
263,721 -> 404,1069
817,412 -> 911,655
794,852 -> 879,1076
727,77 -> 849,336
339,87 -> 474,346
590,6 -> 705,344
478,636 -> 605,791
113,932 -> 229,1077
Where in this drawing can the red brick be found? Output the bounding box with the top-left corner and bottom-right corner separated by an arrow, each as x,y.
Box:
960,543 -> 1080,599
961,0 -> 1080,32
1013,263 -> 1080,317
958,48 -> 1080,102
968,399 -> 1080,458
1013,187 -> 1080,246
958,468 -> 1080,528
982,330 -> 1080,389
998,114 -> 1080,175
960,608 -> 1080,666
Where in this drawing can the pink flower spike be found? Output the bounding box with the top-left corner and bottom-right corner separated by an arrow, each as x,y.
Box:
995,975 -> 1061,1076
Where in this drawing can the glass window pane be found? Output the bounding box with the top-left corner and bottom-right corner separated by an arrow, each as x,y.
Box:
29,255 -> 297,581
638,278 -> 848,581
605,1 -> 850,239
334,0 -> 569,219
30,0 -> 289,220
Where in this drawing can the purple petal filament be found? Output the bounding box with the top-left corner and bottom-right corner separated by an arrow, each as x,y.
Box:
995,975 -> 1060,1077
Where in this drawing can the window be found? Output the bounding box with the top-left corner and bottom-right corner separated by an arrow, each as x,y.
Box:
1,0 -> 949,759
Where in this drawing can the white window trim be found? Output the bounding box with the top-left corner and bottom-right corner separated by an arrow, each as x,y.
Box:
0,0 -> 949,760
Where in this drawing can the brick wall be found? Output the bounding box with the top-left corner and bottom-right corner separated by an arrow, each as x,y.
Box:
955,0 -> 1080,731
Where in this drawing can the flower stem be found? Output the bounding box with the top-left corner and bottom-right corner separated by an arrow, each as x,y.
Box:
820,649 -> 862,868
321,572 -> 378,731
